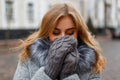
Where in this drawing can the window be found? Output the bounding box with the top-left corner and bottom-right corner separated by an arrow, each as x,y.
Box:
6,1 -> 13,22
28,3 -> 34,22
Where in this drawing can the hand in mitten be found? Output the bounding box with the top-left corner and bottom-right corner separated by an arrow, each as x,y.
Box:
60,48 -> 79,80
45,36 -> 77,80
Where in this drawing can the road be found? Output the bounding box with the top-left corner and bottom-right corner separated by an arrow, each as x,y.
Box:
0,39 -> 120,80
0,52 -> 18,80
100,40 -> 120,80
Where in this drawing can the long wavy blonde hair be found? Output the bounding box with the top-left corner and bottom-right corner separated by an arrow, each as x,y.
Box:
20,3 -> 105,73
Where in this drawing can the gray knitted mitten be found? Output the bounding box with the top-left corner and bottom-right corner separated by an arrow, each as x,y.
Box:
60,42 -> 79,80
45,36 -> 77,80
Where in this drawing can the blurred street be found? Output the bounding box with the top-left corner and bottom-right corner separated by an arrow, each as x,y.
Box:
0,37 -> 120,80
100,39 -> 120,80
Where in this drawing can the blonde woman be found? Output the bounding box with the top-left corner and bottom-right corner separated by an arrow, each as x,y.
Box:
13,3 -> 105,80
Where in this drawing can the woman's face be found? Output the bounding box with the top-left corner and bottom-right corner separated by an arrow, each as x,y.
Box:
49,16 -> 78,42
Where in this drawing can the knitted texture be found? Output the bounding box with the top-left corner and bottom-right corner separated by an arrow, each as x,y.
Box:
60,48 -> 79,80
45,36 -> 77,79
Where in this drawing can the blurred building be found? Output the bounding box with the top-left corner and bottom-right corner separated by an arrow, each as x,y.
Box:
0,0 -> 120,39
88,0 -> 120,34
48,0 -> 88,22
0,0 -> 49,39
0,0 -> 49,30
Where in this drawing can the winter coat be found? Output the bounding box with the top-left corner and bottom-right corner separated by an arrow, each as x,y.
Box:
13,38 -> 101,80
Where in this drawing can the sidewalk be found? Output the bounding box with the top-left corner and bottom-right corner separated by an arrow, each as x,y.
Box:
0,39 -> 23,55
96,35 -> 111,41
0,39 -> 23,80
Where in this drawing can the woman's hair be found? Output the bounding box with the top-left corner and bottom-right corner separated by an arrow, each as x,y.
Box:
20,3 -> 105,73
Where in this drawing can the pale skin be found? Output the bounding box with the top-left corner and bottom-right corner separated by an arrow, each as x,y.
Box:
49,16 -> 78,42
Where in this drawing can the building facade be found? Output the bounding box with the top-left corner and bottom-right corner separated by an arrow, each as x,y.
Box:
0,0 -> 120,39
0,0 -> 49,39
0,0 -> 49,30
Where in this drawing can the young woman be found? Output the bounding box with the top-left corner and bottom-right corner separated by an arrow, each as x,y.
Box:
13,3 -> 105,80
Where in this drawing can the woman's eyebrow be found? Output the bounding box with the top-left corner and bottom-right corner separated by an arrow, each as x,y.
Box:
66,27 -> 76,31
54,28 -> 60,30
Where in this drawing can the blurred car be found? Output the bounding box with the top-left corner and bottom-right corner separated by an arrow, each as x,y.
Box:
112,27 -> 120,39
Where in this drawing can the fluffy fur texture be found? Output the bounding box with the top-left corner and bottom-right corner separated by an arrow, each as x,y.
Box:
29,37 -> 97,79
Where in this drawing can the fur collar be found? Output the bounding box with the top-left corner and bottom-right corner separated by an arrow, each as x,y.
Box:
29,38 -> 51,67
28,37 -> 96,74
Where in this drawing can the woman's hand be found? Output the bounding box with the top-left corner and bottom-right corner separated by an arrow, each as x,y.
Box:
45,36 -> 77,80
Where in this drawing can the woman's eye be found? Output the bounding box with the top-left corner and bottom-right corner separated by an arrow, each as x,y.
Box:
53,30 -> 60,35
66,31 -> 74,35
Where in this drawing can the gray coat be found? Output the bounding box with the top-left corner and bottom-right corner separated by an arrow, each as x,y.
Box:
13,38 -> 101,80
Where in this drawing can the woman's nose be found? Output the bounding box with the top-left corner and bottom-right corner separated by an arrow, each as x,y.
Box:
56,33 -> 66,39
61,33 -> 66,37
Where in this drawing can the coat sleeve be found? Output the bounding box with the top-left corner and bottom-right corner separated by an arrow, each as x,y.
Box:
33,67 -> 80,80
13,60 -> 30,80
63,74 -> 80,80
88,73 -> 101,80
13,59 -> 52,80
13,58 -> 80,80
